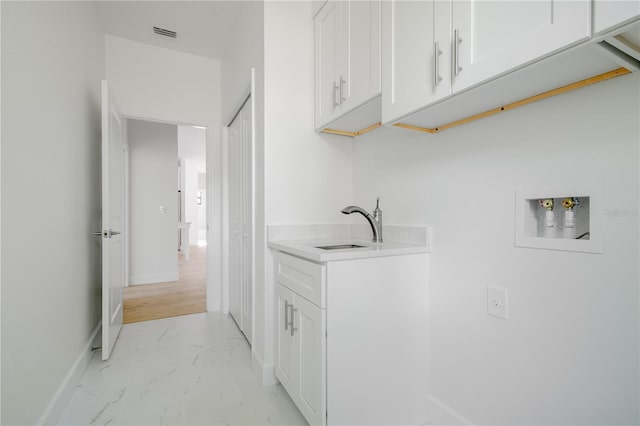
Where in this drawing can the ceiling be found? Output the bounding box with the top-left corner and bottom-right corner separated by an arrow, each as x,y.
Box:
95,1 -> 246,60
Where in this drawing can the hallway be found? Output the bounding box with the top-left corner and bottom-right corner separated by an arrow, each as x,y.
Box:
58,313 -> 305,425
124,245 -> 207,324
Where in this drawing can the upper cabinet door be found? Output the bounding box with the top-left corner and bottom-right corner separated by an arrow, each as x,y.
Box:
382,0 -> 451,123
315,0 -> 382,130
342,0 -> 381,112
451,0 -> 591,93
315,1 -> 341,128
594,0 -> 640,34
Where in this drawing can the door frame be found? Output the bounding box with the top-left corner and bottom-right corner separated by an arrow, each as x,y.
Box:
120,115 -> 212,309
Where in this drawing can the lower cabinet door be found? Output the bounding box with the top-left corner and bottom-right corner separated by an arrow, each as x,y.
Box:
274,283 -> 296,394
293,295 -> 327,426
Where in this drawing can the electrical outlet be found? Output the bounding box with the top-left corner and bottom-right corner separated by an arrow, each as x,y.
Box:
487,286 -> 508,319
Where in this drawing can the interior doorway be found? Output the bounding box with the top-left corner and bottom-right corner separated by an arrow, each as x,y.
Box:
122,118 -> 208,323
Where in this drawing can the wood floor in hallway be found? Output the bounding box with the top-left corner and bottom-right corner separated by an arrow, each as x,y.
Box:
123,245 -> 206,324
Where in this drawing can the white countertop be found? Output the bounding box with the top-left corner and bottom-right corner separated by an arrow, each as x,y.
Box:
268,238 -> 430,262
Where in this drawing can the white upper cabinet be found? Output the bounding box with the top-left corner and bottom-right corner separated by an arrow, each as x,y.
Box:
594,0 -> 640,35
382,0 -> 596,127
315,1 -> 341,128
451,0 -> 591,93
342,1 -> 381,114
315,0 -> 381,130
382,0 -> 451,122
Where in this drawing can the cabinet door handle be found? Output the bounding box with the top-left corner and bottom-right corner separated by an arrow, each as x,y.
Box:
332,81 -> 340,109
339,75 -> 346,103
453,29 -> 463,76
290,305 -> 298,337
434,41 -> 443,86
284,300 -> 290,331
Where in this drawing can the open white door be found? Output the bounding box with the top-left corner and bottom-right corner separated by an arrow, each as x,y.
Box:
100,80 -> 125,360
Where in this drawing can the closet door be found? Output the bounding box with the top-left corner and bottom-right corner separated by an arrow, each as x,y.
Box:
240,100 -> 253,344
228,95 -> 254,344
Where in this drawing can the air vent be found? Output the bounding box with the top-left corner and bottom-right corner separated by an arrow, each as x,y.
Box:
153,26 -> 177,39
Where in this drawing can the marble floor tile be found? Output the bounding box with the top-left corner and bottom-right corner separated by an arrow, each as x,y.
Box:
58,313 -> 307,426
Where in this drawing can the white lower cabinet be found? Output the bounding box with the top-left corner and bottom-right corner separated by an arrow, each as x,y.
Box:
275,282 -> 327,426
274,251 -> 430,425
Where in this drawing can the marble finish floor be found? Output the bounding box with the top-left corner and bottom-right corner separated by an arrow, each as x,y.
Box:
58,313 -> 306,426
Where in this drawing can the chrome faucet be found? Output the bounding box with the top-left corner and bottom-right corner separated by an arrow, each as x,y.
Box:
341,198 -> 383,243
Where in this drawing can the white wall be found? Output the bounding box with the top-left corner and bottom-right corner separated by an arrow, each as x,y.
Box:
128,119 -> 178,285
183,158 -> 206,243
353,74 -> 640,425
220,1 -> 355,383
178,125 -> 206,243
219,0 -> 266,376
221,1 -> 264,125
1,2 -> 104,424
262,1 -> 354,380
106,36 -> 222,307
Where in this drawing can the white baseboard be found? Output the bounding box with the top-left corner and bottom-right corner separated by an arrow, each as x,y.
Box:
426,395 -> 475,426
252,350 -> 277,386
129,272 -> 179,285
37,322 -> 101,426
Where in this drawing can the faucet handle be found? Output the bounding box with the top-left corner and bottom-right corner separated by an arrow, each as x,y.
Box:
373,197 -> 382,221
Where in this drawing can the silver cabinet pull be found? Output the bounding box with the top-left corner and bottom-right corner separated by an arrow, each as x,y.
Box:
290,305 -> 298,337
339,75 -> 346,103
332,81 -> 340,109
284,300 -> 290,331
434,41 -> 443,86
110,231 -> 121,236
454,29 -> 463,76
92,231 -> 104,237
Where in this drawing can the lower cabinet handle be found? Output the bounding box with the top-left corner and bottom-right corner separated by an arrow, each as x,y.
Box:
284,300 -> 290,331
290,306 -> 298,337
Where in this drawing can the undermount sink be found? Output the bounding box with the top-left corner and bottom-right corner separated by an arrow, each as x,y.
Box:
315,244 -> 367,250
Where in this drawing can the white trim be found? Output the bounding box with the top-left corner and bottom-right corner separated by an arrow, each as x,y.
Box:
120,114 -> 205,129
249,68 -> 257,348
221,125 -> 230,315
36,322 -> 101,426
252,350 -> 278,386
426,395 -> 475,426
123,119 -> 130,287
205,124 -> 218,312
0,4 -> 3,420
121,113 -> 216,312
129,272 -> 179,285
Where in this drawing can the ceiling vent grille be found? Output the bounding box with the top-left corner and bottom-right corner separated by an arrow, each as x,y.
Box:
153,26 -> 177,39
